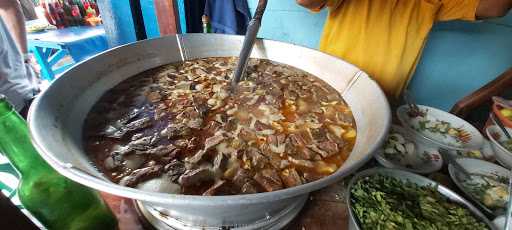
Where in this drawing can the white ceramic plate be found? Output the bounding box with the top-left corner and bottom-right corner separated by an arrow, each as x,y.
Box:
448,158 -> 509,216
375,125 -> 443,174
397,105 -> 484,151
493,215 -> 506,230
450,140 -> 496,161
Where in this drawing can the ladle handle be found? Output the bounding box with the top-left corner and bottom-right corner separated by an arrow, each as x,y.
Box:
231,0 -> 268,89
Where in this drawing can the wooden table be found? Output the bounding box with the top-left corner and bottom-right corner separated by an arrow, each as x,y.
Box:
27,23 -> 108,81
101,179 -> 351,230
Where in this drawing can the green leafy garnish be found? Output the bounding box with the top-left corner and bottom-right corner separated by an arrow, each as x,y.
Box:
351,174 -> 489,230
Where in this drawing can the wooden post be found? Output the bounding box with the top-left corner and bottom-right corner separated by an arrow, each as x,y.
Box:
153,0 -> 179,35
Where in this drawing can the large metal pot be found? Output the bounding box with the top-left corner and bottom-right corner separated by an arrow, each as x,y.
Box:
28,34 -> 390,228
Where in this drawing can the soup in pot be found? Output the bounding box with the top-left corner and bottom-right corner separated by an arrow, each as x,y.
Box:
83,57 -> 356,195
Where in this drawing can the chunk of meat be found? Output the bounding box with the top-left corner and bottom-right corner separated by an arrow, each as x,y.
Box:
131,133 -> 144,141
233,169 -> 259,194
212,153 -> 227,172
104,154 -> 123,170
267,134 -> 286,154
280,168 -> 304,188
202,180 -> 228,196
254,120 -> 271,131
204,131 -> 226,150
307,144 -> 328,158
149,133 -> 161,146
128,136 -> 152,151
316,141 -> 339,157
178,167 -> 215,186
260,144 -> 283,169
119,165 -> 163,187
146,91 -> 161,102
160,123 -> 191,139
285,134 -> 317,160
243,148 -> 269,169
239,128 -> 257,142
177,107 -> 204,129
235,81 -> 256,94
145,145 -> 178,157
310,128 -> 329,143
204,120 -> 222,134
192,95 -> 209,117
267,89 -> 282,104
116,107 -> 144,125
164,160 -> 186,182
254,169 -> 283,192
286,133 -> 306,147
308,141 -> 338,158
241,182 -> 259,194
118,117 -> 152,135
296,147 -> 317,160
103,116 -> 152,139
111,145 -> 134,156
186,131 -> 226,164
303,172 -> 324,183
288,157 -> 315,168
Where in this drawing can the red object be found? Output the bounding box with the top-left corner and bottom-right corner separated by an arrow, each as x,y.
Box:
71,5 -> 81,17
83,0 -> 90,11
53,1 -> 65,28
55,1 -> 68,27
90,0 -> 99,16
40,0 -> 55,25
47,1 -> 63,28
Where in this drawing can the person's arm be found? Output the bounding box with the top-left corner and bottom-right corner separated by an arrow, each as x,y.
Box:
476,0 -> 512,18
0,0 -> 28,53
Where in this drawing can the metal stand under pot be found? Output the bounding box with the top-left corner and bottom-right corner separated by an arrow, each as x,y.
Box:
135,195 -> 308,230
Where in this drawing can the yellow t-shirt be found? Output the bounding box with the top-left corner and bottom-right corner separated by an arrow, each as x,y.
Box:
319,0 -> 480,98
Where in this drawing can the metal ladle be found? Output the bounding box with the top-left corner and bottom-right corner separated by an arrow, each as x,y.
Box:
231,0 -> 268,90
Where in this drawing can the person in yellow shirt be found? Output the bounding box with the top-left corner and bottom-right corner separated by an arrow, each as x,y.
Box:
297,0 -> 512,99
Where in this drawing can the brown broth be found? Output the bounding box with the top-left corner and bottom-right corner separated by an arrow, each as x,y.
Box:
83,57 -> 356,195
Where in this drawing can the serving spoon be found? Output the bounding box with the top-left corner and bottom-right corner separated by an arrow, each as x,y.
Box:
231,0 -> 268,91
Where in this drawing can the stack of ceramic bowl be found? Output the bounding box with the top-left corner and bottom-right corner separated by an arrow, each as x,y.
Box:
486,125 -> 512,169
375,105 -> 493,174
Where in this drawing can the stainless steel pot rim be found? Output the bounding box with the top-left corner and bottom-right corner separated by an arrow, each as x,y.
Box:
27,34 -> 391,206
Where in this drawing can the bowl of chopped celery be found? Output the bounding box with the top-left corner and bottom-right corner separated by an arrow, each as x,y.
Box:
347,168 -> 495,230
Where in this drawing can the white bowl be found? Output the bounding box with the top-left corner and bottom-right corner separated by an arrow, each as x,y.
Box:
493,215 -> 506,230
486,125 -> 512,169
448,158 -> 509,216
397,105 -> 484,151
375,125 -> 443,174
